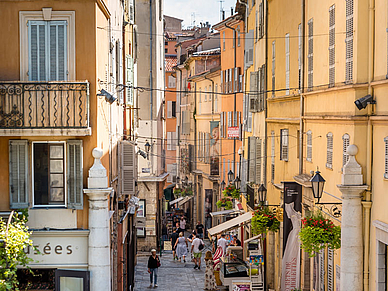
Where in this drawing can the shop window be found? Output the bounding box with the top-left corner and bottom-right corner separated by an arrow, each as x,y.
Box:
55,269 -> 90,291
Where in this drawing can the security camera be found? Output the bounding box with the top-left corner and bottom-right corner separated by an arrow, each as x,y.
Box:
354,94 -> 375,110
98,89 -> 117,104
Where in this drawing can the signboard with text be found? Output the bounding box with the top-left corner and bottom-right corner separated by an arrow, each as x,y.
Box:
227,127 -> 239,138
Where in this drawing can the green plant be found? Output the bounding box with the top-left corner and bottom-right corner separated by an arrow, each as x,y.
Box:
0,211 -> 33,290
181,188 -> 193,197
299,211 -> 341,257
173,188 -> 182,195
216,198 -> 233,210
251,207 -> 280,235
222,184 -> 240,200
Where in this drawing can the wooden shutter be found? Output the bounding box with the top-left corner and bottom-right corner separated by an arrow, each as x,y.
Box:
272,41 -> 276,97
308,18 -> 314,90
329,5 -> 336,87
129,0 -> 135,23
281,129 -> 289,161
298,24 -> 302,90
126,54 -> 134,105
249,72 -> 258,112
49,21 -> 68,81
220,112 -> 224,138
9,140 -> 29,209
271,131 -> 275,183
328,248 -> 334,291
119,141 -> 136,195
285,33 -> 290,95
319,249 -> 325,291
28,21 -> 47,81
306,130 -> 312,162
385,137 -> 388,179
167,132 -> 172,150
67,140 -> 83,209
167,101 -> 172,118
326,133 -> 333,169
248,136 -> 256,183
167,164 -> 173,183
172,132 -> 177,150
345,0 -> 354,82
342,133 -> 350,166
220,70 -> 224,93
256,138 -> 262,184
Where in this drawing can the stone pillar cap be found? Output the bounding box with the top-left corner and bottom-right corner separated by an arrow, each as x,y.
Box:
88,147 -> 108,189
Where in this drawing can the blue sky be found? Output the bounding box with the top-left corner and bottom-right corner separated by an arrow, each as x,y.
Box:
164,0 -> 237,28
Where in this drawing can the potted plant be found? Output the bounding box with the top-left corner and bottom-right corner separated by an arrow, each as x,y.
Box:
251,207 -> 280,235
299,211 -> 341,257
222,184 -> 240,200
216,198 -> 233,210
173,188 -> 182,196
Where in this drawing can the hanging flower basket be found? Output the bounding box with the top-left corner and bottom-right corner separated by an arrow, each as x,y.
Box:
299,211 -> 341,257
222,184 -> 240,200
251,207 -> 280,235
181,188 -> 193,197
216,198 -> 233,210
173,188 -> 182,196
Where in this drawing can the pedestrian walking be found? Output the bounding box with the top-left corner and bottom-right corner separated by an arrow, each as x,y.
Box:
180,216 -> 186,231
196,221 -> 204,239
191,235 -> 204,270
170,228 -> 179,260
187,230 -> 196,243
217,233 -> 228,255
175,222 -> 183,235
147,249 -> 160,288
174,232 -> 188,262
204,251 -> 217,291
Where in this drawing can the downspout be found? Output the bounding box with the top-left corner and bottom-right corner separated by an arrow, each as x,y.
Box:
123,23 -> 127,139
299,0 -> 305,175
363,0 -> 375,289
150,0 -> 154,174
263,0 -> 268,187
225,22 -> 237,177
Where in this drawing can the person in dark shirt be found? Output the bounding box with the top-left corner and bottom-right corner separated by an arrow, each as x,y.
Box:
175,222 -> 183,235
147,249 -> 160,288
188,230 -> 196,243
196,221 -> 204,239
170,228 -> 179,260
230,235 -> 242,246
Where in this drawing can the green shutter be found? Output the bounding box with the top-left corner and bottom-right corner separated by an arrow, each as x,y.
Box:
67,140 -> 83,209
9,140 -> 29,209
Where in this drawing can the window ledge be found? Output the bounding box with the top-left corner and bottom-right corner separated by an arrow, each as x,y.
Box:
0,127 -> 91,136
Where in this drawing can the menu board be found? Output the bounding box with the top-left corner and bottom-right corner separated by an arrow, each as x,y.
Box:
232,281 -> 251,291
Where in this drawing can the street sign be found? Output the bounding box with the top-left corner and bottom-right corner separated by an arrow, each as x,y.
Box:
228,127 -> 239,138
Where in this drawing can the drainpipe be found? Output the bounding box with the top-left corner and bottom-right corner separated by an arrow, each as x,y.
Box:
225,21 -> 237,177
263,0 -> 268,187
204,73 -> 215,120
150,0 -> 154,174
363,0 -> 375,289
299,0 -> 305,175
123,23 -> 127,139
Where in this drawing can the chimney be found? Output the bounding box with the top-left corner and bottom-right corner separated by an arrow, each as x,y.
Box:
231,7 -> 234,15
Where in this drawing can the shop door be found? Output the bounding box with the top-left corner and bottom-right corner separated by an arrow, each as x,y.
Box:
55,270 -> 90,291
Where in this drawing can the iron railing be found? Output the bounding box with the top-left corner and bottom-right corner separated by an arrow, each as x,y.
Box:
0,81 -> 89,129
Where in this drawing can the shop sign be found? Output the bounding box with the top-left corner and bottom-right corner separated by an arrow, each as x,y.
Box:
26,230 -> 89,267
227,127 -> 239,138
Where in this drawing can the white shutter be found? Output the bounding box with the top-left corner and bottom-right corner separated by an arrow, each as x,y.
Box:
249,72 -> 258,112
9,140 -> 29,209
28,21 -> 47,81
49,21 -> 68,81
220,70 -> 224,93
220,112 -> 224,138
308,18 -> 314,90
167,101 -> 172,118
384,137 -> 388,179
306,130 -> 312,162
167,164 -> 173,183
326,133 -> 333,169
248,112 -> 252,132
172,132 -> 177,150
328,248 -> 334,291
272,41 -> 276,97
129,0 -> 135,23
67,140 -> 83,209
329,5 -> 336,87
285,33 -> 290,95
319,249 -> 325,291
234,67 -> 238,93
271,131 -> 275,183
228,111 -> 232,137
248,136 -> 256,183
167,132 -> 172,150
342,133 -> 350,166
256,138 -> 262,184
345,0 -> 354,82
119,141 -> 136,195
281,129 -> 289,161
126,54 -> 134,105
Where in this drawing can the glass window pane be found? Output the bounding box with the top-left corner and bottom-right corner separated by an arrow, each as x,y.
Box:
34,143 -> 49,205
50,188 -> 64,202
60,277 -> 83,291
50,145 -> 63,158
50,174 -> 63,187
50,160 -> 63,173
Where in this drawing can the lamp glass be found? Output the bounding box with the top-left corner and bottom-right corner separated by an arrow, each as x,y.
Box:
228,170 -> 234,183
310,171 -> 325,201
234,176 -> 241,189
257,184 -> 267,204
220,180 -> 226,190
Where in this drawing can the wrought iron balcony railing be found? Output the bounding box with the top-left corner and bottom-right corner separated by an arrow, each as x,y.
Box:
0,81 -> 89,129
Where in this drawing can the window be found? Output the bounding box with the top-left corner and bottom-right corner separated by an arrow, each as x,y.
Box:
285,33 -> 290,95
245,30 -> 254,68
248,136 -> 256,183
298,24 -> 302,90
204,86 -> 207,102
385,137 -> 388,178
327,248 -> 334,291
126,55 -> 134,105
167,132 -> 176,150
198,89 -> 202,115
271,131 -> 275,183
28,20 -> 68,81
306,130 -> 312,162
342,133 -> 350,167
168,75 -> 176,88
237,25 -> 241,46
165,41 -> 168,46
233,30 -> 236,48
167,163 -> 177,183
326,132 -> 333,169
280,129 -> 289,161
167,101 -> 176,118
258,1 -> 264,39
272,41 -> 276,97
329,5 -> 336,87
345,0 -> 354,83
223,31 -> 226,51
256,138 -> 262,184
249,71 -> 258,112
308,18 -> 314,91
165,48 -> 168,54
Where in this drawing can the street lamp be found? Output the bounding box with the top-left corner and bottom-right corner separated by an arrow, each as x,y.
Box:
220,180 -> 226,191
310,170 -> 326,204
228,170 -> 234,184
184,176 -> 189,187
234,176 -> 241,189
257,184 -> 267,205
144,141 -> 151,159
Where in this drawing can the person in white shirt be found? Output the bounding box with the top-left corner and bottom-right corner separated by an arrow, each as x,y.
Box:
180,216 -> 186,231
217,233 -> 228,255
191,235 -> 204,270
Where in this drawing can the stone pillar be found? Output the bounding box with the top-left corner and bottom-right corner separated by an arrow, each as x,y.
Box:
337,145 -> 367,291
84,148 -> 112,291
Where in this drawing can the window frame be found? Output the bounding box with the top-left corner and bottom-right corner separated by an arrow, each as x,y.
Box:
280,129 -> 289,161
32,141 -> 67,208
20,10 -> 75,81
306,130 -> 312,162
326,132 -> 334,169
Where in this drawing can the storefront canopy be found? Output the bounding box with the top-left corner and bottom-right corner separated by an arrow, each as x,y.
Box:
177,196 -> 193,207
210,209 -> 240,217
163,184 -> 176,201
169,197 -> 184,206
208,212 -> 253,236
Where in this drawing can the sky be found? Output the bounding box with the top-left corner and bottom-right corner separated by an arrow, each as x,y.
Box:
164,0 -> 238,28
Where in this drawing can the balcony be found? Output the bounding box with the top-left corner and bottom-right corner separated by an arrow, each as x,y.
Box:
0,81 -> 91,136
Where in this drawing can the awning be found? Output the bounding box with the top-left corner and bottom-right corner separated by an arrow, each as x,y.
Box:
244,234 -> 261,244
169,197 -> 184,206
210,209 -> 240,217
177,196 -> 193,207
163,184 -> 176,201
208,212 -> 253,236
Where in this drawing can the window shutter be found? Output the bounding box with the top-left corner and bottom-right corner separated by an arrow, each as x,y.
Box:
329,5 -> 336,87
255,138 -> 262,184
319,249 -> 325,291
345,0 -> 354,83
342,133 -> 350,166
126,55 -> 134,105
234,67 -> 238,93
271,131 -> 275,183
9,140 -> 29,209
298,24 -> 302,90
167,132 -> 172,150
220,70 -> 224,93
28,21 -> 47,81
248,112 -> 252,132
385,137 -> 388,179
306,130 -> 312,162
285,33 -> 290,95
167,164 -> 173,183
119,141 -> 136,196
308,18 -> 314,91
49,21 -> 68,81
272,41 -> 276,97
129,0 -> 135,23
281,129 -> 289,161
328,248 -> 334,291
172,132 -> 177,150
228,111 -> 232,135
167,101 -> 172,118
67,140 -> 83,209
248,136 -> 256,183
326,133 -> 333,169
220,112 -> 224,138
249,72 -> 257,112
